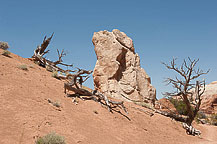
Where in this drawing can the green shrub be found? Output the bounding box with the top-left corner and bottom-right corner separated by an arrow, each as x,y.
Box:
195,111 -> 207,124
29,64 -> 34,68
2,50 -> 11,57
0,41 -> 9,50
47,99 -> 61,108
197,111 -> 207,119
46,65 -> 53,72
51,71 -> 59,79
18,65 -> 28,71
35,132 -> 66,144
169,98 -> 189,116
210,114 -> 217,126
53,101 -> 61,108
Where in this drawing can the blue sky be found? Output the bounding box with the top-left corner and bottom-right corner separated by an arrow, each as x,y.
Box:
1,0 -> 217,99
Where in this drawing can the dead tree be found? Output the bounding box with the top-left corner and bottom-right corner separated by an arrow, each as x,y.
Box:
32,33 -> 74,77
66,68 -> 93,89
33,34 -> 128,115
92,90 -> 128,114
64,68 -> 93,96
64,74 -> 128,114
162,57 -> 209,135
32,33 -> 54,65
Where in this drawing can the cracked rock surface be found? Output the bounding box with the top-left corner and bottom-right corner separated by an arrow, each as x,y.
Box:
92,29 -> 156,103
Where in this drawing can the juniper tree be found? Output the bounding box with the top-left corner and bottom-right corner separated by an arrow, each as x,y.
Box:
162,57 -> 209,126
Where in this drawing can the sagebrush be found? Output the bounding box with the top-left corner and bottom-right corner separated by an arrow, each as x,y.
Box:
0,41 -> 9,50
210,114 -> 217,126
18,65 -> 28,71
51,71 -> 59,79
2,50 -> 11,57
35,132 -> 66,144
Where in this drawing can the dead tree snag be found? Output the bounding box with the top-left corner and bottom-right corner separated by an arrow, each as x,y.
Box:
32,33 -> 74,78
32,34 -> 128,116
63,68 -> 128,114
162,57 -> 209,136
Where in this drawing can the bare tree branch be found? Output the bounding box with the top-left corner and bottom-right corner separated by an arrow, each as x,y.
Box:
162,57 -> 209,136
32,34 -> 76,79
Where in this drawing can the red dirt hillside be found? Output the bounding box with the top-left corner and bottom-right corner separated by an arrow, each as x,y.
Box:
0,49 -> 217,144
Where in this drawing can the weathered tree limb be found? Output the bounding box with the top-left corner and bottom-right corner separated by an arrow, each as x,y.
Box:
93,90 -> 128,114
134,101 -> 187,122
64,83 -> 92,96
131,106 -> 154,116
32,34 -> 76,79
32,33 -> 54,59
63,68 -> 128,113
162,57 -> 209,136
182,123 -> 201,136
66,68 -> 93,89
64,81 -> 128,114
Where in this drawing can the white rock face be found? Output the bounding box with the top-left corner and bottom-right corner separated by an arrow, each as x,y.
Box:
92,29 -> 156,104
203,81 -> 217,100
200,81 -> 217,114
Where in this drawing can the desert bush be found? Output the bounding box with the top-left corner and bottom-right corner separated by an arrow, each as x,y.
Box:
169,98 -> 189,116
53,101 -> 61,108
51,71 -> 59,79
210,114 -> 217,126
35,132 -> 66,144
29,64 -> 34,68
18,65 -> 28,71
2,50 -> 11,57
0,41 -> 9,50
196,111 -> 207,119
195,111 -> 207,124
46,65 -> 53,72
47,98 -> 61,108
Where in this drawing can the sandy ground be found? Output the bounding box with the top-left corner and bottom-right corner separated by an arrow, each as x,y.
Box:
0,49 -> 217,144
196,124 -> 217,144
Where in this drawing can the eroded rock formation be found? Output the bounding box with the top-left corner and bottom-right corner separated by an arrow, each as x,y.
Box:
200,81 -> 217,114
92,29 -> 156,104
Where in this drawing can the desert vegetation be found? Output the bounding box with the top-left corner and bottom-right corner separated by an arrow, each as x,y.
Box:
195,113 -> 217,126
162,57 -> 209,135
31,33 -> 212,137
35,132 -> 65,144
210,114 -> 217,126
2,50 -> 11,57
51,71 -> 59,79
18,64 -> 28,71
1,30 -> 216,144
0,41 -> 9,50
169,98 -> 189,116
47,98 -> 61,108
31,34 -> 128,114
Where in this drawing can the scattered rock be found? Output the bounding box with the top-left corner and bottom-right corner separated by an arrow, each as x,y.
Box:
93,110 -> 98,114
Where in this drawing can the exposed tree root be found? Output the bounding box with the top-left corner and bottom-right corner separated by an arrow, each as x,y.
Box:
182,123 -> 201,136
64,83 -> 128,114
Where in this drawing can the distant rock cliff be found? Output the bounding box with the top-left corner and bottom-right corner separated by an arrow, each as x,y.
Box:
92,29 -> 156,104
201,81 -> 217,114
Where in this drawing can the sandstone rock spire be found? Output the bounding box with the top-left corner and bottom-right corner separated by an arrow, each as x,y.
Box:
92,29 -> 156,104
